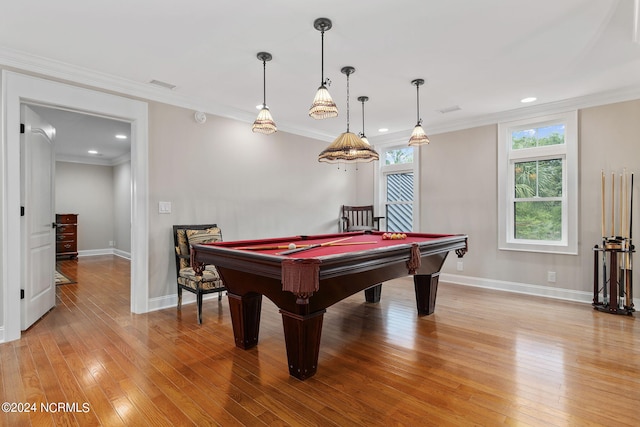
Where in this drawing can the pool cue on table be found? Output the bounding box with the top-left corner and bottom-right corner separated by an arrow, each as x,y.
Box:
279,236 -> 353,255
240,240 -> 378,252
237,244 -> 311,250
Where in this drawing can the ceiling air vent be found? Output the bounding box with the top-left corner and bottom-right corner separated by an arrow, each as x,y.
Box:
438,105 -> 461,114
149,79 -> 176,90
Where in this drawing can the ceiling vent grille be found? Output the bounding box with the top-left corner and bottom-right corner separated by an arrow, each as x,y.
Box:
149,79 -> 176,90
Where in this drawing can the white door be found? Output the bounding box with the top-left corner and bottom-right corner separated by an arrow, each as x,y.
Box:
20,105 -> 56,330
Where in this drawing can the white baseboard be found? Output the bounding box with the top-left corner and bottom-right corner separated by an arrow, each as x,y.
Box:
440,273 -> 640,306
77,248 -> 131,259
148,290 -> 227,313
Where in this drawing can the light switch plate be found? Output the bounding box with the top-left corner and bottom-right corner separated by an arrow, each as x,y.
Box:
159,201 -> 172,214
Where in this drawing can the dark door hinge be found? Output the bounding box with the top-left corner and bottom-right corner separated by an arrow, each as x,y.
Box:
20,206 -> 25,216
20,123 -> 25,134
20,289 -> 25,299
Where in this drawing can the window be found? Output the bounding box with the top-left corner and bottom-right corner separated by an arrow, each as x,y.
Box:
498,111 -> 578,254
386,172 -> 413,232
380,146 -> 416,232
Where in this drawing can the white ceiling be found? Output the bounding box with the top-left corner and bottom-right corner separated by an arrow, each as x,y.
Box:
2,0 -> 640,161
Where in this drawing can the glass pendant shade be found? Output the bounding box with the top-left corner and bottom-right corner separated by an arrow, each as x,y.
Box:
360,135 -> 370,145
318,66 -> 379,163
252,51 -> 277,135
252,106 -> 277,134
309,85 -> 338,119
408,121 -> 430,146
318,131 -> 379,163
408,78 -> 429,146
309,18 -> 338,120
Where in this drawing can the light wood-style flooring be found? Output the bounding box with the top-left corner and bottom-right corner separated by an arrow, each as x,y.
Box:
1,255 -> 639,426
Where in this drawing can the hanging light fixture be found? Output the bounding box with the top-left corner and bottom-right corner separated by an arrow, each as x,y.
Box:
318,67 -> 379,163
357,96 -> 370,145
408,78 -> 430,146
252,52 -> 277,134
309,18 -> 338,120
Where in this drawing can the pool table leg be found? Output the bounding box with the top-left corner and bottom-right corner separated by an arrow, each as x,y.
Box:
364,283 -> 383,303
414,272 -> 440,315
280,309 -> 326,380
227,292 -> 262,349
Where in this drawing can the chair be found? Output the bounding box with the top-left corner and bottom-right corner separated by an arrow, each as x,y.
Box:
341,205 -> 384,232
173,224 -> 226,324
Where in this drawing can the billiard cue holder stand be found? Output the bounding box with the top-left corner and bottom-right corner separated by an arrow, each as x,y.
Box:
593,237 -> 635,315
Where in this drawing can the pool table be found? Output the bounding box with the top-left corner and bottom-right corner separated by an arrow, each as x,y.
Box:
192,231 -> 468,380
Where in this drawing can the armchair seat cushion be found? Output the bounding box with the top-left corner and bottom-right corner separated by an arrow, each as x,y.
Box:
178,265 -> 223,291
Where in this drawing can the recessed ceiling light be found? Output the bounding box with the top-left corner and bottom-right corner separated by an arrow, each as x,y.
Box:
88,150 -> 98,154
378,128 -> 389,133
521,97 -> 537,103
115,134 -> 127,140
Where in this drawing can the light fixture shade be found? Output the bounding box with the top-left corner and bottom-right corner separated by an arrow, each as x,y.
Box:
318,131 -> 379,163
309,85 -> 338,119
408,122 -> 430,146
360,135 -> 370,146
252,106 -> 277,134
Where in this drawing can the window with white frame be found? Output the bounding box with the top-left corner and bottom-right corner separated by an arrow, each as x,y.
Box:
382,146 -> 415,232
498,111 -> 578,254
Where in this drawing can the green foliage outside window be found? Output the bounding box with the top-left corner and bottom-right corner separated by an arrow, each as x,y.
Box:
385,148 -> 413,165
512,128 -> 564,241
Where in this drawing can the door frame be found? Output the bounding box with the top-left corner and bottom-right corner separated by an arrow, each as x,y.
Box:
1,70 -> 149,342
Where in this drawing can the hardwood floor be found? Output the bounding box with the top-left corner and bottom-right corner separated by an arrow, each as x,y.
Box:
1,255 -> 638,426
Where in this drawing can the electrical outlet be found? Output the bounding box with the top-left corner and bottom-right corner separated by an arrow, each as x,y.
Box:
457,261 -> 464,271
547,271 -> 556,283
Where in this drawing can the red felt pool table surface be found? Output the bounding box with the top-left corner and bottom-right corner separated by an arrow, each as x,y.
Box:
217,231 -> 459,258
193,230 -> 468,380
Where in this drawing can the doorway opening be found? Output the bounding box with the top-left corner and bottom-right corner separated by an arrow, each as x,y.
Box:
2,70 -> 149,343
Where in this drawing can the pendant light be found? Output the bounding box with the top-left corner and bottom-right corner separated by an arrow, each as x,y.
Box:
318,66 -> 379,163
309,18 -> 338,120
408,78 -> 430,146
252,52 -> 277,134
357,96 -> 370,145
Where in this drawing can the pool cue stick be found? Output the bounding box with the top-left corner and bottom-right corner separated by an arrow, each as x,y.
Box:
602,169 -> 607,304
626,173 -> 634,308
611,172 -> 615,237
237,244 -> 310,250
620,173 -> 623,238
328,241 -> 377,246
279,236 -> 352,255
601,170 -> 606,239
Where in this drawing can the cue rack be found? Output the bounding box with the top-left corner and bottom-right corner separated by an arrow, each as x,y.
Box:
593,170 -> 635,315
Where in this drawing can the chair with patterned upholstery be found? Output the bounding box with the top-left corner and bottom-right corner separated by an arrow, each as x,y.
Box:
341,205 -> 384,232
173,224 -> 226,324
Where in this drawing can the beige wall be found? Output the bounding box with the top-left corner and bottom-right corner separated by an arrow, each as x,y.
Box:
147,102 -> 357,299
55,161 -> 115,251
113,161 -> 131,253
4,69 -> 640,324
386,100 -> 640,296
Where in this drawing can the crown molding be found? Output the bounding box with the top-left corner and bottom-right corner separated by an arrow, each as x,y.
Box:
0,47 -> 335,142
3,46 -> 640,146
371,84 -> 640,147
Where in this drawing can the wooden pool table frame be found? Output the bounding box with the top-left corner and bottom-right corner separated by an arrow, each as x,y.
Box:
193,231 -> 468,380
